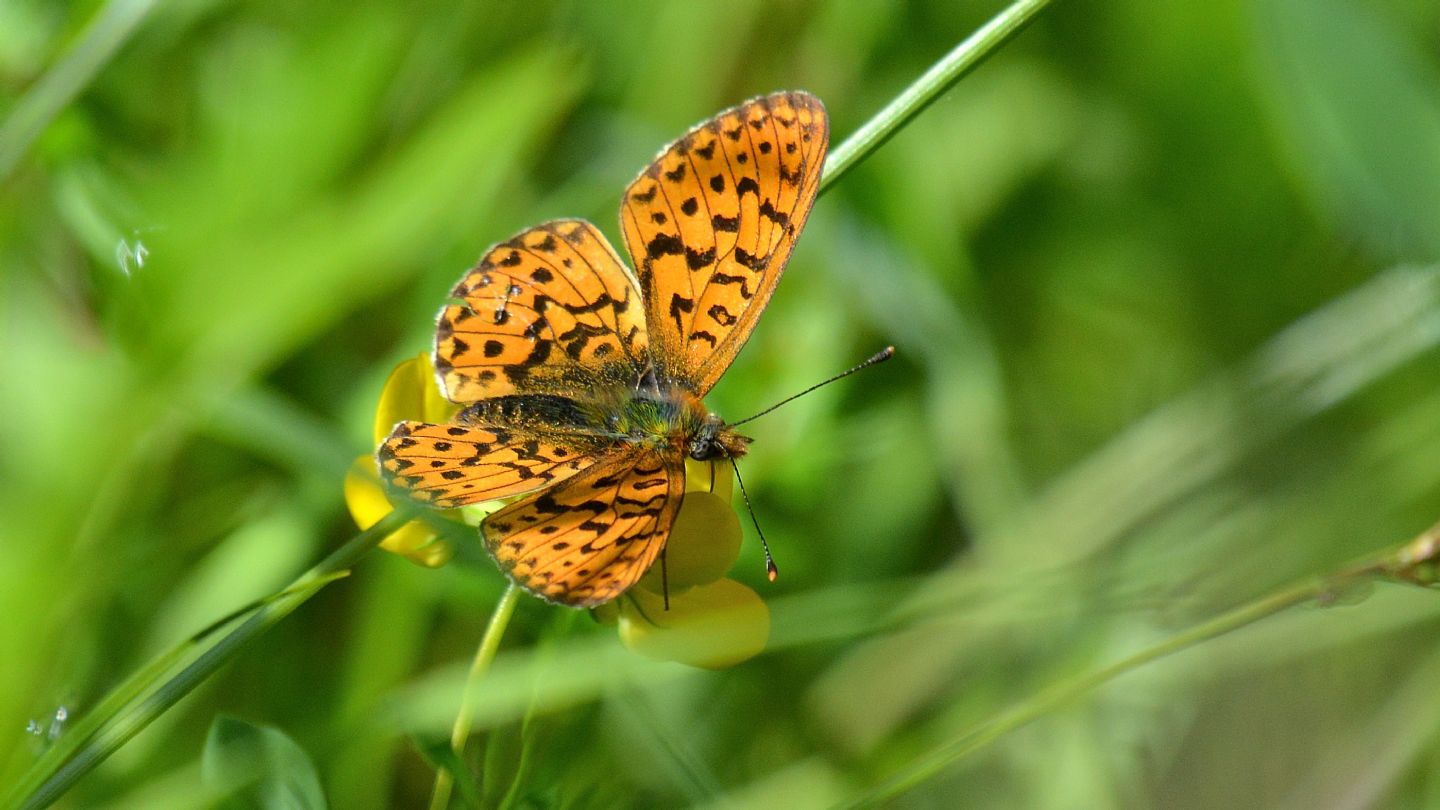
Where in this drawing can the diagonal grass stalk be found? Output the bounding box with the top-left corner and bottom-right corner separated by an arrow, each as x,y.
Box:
819,0 -> 1057,197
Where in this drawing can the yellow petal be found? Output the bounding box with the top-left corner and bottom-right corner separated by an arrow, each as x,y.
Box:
421,357 -> 460,424
344,456 -> 454,567
685,457 -> 733,503
637,491 -> 742,594
618,579 -> 770,669
373,353 -> 459,445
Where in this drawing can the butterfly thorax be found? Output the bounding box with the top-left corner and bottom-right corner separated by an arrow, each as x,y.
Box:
605,385 -> 751,461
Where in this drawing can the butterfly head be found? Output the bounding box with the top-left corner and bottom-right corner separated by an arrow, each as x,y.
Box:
688,414 -> 750,461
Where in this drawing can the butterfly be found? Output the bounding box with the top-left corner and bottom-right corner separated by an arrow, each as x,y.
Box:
378,91 -> 829,607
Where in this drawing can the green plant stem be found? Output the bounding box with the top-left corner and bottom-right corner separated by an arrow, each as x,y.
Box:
429,583 -> 522,810
7,508 -> 413,810
847,522 -> 1440,807
818,0 -> 1057,196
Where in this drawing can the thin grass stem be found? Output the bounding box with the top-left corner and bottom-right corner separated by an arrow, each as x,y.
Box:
429,583 -> 522,810
818,0 -> 1058,197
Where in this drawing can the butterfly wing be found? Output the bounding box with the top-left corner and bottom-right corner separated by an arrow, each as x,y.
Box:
620,91 -> 829,393
437,219 -> 649,403
482,445 -> 686,607
379,421 -> 608,508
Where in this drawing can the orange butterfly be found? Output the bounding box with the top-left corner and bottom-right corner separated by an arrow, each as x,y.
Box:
378,92 -> 829,607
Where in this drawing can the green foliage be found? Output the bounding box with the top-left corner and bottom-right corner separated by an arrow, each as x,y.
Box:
4,0 -> 1440,807
202,716 -> 327,810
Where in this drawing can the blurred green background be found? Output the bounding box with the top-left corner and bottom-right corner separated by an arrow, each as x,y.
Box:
5,0 -> 1440,806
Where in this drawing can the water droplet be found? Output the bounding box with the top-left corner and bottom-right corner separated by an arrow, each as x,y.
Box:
114,229 -> 155,276
115,240 -> 134,276
115,239 -> 149,276
46,706 -> 68,742
25,720 -> 41,736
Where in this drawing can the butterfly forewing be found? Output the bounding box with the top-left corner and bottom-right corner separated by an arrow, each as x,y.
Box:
482,447 -> 686,607
379,422 -> 604,508
437,219 -> 649,403
621,91 -> 829,394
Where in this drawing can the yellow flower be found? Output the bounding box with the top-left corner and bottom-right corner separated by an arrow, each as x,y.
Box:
344,353 -> 464,567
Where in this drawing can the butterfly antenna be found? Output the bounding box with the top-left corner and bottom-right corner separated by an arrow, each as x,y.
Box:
728,455 -> 778,581
730,346 -> 895,428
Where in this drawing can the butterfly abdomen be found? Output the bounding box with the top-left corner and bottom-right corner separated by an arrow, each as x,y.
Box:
458,394 -> 602,435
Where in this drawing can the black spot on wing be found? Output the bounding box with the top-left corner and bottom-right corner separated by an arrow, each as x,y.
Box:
711,272 -> 755,299
560,223 -> 588,244
647,233 -> 684,259
686,246 -> 716,270
669,293 -> 695,334
759,200 -> 790,227
707,303 -> 737,326
734,247 -> 768,271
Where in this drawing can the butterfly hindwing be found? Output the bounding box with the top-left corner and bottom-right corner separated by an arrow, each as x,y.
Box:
437,219 -> 650,403
620,91 -> 829,394
378,421 -> 607,508
481,446 -> 686,607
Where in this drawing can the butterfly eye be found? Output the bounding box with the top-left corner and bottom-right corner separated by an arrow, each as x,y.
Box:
688,436 -> 721,461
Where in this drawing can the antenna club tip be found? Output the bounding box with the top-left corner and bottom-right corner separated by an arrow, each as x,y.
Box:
880,345 -> 896,359
766,561 -> 779,581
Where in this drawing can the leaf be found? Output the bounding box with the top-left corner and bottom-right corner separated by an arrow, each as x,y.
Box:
202,715 -> 327,810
